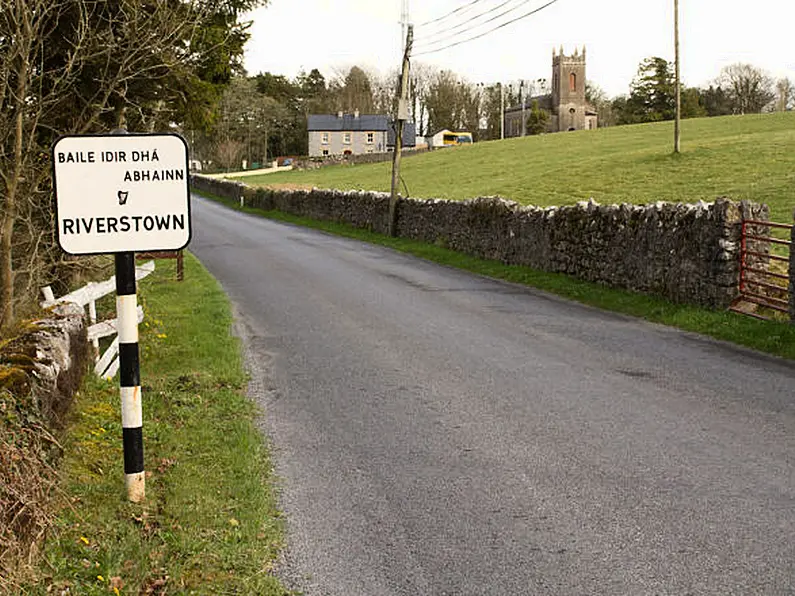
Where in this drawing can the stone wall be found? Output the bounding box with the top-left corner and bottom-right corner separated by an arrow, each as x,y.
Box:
1,303 -> 88,577
191,174 -> 760,309
2,303 -> 89,424
294,147 -> 429,170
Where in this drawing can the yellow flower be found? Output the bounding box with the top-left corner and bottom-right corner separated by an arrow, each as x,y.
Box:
80,536 -> 89,545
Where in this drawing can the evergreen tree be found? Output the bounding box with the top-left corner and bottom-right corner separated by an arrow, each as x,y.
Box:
627,57 -> 676,122
526,100 -> 549,135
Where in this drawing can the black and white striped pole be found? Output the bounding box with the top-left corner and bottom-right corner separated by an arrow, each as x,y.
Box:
116,252 -> 145,502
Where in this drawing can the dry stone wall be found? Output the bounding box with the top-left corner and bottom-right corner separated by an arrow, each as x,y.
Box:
191,175 -> 762,310
294,148 -> 429,170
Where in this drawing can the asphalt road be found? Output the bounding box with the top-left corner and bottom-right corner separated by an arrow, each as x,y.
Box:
189,196 -> 795,596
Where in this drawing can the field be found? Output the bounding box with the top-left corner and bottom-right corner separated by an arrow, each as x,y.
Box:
239,112 -> 795,223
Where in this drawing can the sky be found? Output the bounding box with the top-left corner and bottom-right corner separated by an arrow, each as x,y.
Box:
243,0 -> 795,98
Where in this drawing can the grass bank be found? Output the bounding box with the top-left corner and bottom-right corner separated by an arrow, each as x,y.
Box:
22,255 -> 289,595
238,112 -> 795,222
199,189 -> 795,361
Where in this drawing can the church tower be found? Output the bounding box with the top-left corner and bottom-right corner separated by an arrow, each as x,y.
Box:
551,46 -> 587,132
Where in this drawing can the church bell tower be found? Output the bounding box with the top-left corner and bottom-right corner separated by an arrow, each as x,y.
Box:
551,46 -> 587,132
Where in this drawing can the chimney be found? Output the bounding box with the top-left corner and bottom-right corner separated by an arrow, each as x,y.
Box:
337,111 -> 343,119
354,109 -> 360,119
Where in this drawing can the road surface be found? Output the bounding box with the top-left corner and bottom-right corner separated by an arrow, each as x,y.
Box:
189,195 -> 795,596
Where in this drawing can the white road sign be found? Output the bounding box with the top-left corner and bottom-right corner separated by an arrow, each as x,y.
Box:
52,133 -> 191,255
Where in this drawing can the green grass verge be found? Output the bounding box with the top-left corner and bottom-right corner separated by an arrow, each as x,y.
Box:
198,189 -> 795,361
235,112 -> 795,223
23,254 -> 290,595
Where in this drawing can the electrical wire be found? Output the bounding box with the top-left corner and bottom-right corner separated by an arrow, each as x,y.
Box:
413,0 -> 537,51
414,0 -> 524,47
412,0 -> 560,57
415,0 -> 490,28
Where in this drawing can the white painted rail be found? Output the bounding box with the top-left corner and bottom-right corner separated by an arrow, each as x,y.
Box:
40,261 -> 154,378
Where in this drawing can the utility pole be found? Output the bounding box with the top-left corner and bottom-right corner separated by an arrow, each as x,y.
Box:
500,82 -> 505,140
389,24 -> 413,237
674,0 -> 681,153
520,80 -> 526,137
400,0 -> 410,54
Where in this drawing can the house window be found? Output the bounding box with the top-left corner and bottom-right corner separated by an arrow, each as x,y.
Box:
367,132 -> 374,144
322,149 -> 329,156
570,72 -> 577,92
343,132 -> 352,144
321,132 -> 329,144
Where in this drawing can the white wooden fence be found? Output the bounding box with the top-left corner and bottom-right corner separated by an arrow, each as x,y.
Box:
41,261 -> 155,379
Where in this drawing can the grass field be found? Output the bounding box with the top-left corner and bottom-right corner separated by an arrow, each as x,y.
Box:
23,255 -> 289,595
238,112 -> 795,223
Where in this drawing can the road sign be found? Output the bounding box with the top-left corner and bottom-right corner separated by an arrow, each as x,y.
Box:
52,133 -> 191,255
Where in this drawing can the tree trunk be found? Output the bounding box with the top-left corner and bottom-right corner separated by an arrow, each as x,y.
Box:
0,4 -> 31,331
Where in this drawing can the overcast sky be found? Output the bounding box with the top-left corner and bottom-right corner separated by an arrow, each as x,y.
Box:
243,0 -> 795,98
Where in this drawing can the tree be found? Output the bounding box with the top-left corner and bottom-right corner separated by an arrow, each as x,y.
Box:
425,71 -> 480,134
717,63 -> 775,114
479,84 -> 503,140
774,78 -> 794,112
370,67 -> 399,117
410,63 -> 436,137
0,0 -> 266,330
702,85 -> 733,117
585,81 -> 616,127
681,87 -> 707,119
215,77 -> 288,168
627,57 -> 676,122
426,70 -> 461,133
334,66 -> 375,113
526,100 -> 549,135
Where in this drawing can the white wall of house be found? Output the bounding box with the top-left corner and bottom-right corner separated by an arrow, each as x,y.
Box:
308,130 -> 387,157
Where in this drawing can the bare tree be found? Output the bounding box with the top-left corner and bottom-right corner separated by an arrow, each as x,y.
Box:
0,0 -> 263,330
717,63 -> 775,115
370,67 -> 399,117
410,62 -> 436,137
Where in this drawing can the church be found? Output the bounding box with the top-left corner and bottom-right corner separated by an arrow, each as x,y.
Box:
504,46 -> 598,136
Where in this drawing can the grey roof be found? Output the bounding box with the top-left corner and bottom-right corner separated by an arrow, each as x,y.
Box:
308,114 -> 389,131
387,122 -> 416,147
505,94 -> 553,113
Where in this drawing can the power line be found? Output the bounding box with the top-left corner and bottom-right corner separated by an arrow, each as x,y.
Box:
415,0 -> 523,46
416,0 -> 490,28
414,0 -> 536,50
413,0 -> 560,57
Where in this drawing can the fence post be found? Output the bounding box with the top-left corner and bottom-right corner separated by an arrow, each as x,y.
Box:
790,209 -> 795,323
115,252 -> 145,502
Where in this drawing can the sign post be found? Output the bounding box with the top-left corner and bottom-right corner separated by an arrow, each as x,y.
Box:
52,132 -> 191,502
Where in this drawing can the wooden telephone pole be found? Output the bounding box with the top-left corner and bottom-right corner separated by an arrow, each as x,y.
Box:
389,25 -> 413,237
674,0 -> 681,153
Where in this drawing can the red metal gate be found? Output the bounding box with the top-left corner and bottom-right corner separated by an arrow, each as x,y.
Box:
729,219 -> 792,320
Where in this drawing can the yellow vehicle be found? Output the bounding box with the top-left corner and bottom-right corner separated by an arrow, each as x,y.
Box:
442,132 -> 473,146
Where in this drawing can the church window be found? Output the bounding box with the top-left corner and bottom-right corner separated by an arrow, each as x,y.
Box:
569,108 -> 576,114
570,72 -> 577,92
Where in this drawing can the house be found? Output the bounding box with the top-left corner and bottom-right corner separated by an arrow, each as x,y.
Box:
504,46 -> 598,136
307,111 -> 416,157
